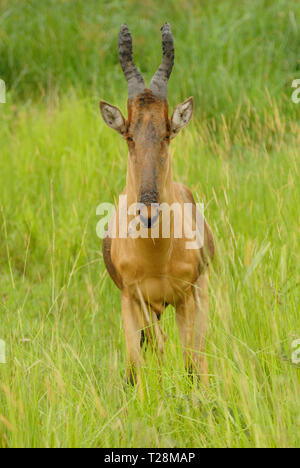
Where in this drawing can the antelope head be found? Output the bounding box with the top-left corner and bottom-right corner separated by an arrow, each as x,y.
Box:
100,23 -> 193,228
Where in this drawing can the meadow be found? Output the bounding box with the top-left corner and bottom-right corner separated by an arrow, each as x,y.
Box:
0,0 -> 299,448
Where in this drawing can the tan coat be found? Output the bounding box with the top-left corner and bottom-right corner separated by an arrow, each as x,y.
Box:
101,91 -> 214,384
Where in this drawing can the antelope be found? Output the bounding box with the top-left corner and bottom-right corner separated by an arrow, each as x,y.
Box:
100,23 -> 214,384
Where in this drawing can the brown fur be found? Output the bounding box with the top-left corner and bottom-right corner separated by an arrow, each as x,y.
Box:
100,90 -> 214,384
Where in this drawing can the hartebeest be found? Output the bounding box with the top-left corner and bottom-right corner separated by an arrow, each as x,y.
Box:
100,23 -> 214,384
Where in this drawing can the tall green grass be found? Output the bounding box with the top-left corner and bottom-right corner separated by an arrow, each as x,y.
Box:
0,0 -> 299,448
1,0 -> 299,122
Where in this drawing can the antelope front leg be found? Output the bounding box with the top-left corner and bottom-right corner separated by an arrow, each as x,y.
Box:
176,274 -> 209,384
192,272 -> 209,385
136,286 -> 166,359
176,292 -> 195,374
121,294 -> 143,384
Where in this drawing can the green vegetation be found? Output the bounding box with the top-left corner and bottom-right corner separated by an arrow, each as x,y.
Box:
0,0 -> 299,448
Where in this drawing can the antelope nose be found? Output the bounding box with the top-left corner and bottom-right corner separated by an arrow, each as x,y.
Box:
139,204 -> 160,229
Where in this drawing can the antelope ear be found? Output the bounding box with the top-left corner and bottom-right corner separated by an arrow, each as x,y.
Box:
99,101 -> 126,136
170,97 -> 193,138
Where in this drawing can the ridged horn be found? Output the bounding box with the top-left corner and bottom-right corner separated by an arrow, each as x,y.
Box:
118,24 -> 146,99
149,23 -> 174,99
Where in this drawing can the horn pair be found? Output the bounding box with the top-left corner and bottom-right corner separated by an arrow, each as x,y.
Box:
118,23 -> 174,100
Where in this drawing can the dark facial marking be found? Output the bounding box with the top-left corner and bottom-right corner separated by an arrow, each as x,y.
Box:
138,93 -> 156,107
146,121 -> 157,143
132,115 -> 142,133
139,188 -> 159,205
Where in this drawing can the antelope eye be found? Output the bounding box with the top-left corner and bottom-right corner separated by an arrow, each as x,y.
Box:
126,136 -> 133,142
164,135 -> 170,141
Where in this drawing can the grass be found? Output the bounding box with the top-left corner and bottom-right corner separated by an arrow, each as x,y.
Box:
0,0 -> 300,448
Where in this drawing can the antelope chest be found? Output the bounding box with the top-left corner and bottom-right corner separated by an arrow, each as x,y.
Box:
112,238 -> 199,306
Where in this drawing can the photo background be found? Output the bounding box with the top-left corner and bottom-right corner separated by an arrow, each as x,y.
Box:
0,0 -> 299,448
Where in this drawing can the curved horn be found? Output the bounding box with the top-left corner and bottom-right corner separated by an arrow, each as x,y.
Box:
149,23 -> 174,99
118,24 -> 146,99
